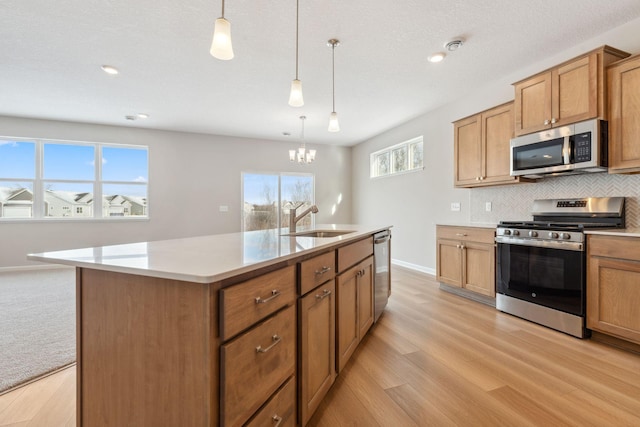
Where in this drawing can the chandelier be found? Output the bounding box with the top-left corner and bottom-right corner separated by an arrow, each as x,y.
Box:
289,116 -> 316,164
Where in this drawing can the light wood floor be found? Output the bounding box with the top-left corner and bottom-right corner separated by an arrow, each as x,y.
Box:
2,267 -> 640,426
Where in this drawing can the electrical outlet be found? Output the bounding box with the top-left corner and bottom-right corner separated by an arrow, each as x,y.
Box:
219,205 -> 229,212
451,202 -> 461,212
485,202 -> 492,212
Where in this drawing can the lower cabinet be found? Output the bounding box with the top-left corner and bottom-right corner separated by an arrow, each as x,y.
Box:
587,234 -> 640,345
298,280 -> 336,426
336,255 -> 374,372
246,376 -> 297,427
436,225 -> 496,297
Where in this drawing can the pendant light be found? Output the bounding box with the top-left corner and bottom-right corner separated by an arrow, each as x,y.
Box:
327,39 -> 340,132
289,116 -> 315,163
288,0 -> 304,107
210,0 -> 234,60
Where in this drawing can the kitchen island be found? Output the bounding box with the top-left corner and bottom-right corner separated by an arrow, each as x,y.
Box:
28,224 -> 390,427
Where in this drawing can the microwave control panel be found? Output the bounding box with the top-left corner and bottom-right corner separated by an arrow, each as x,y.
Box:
573,132 -> 592,163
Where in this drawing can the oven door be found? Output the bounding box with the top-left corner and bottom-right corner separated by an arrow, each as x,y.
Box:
496,242 -> 585,316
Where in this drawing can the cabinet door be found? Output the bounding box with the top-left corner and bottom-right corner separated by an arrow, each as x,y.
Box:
299,280 -> 336,425
357,257 -> 374,339
482,102 -> 516,184
608,56 -> 640,173
514,72 -> 552,136
587,256 -> 640,345
436,239 -> 463,287
336,265 -> 359,372
462,242 -> 495,297
552,53 -> 597,127
454,114 -> 483,186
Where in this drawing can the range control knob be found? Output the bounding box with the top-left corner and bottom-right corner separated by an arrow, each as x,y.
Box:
560,232 -> 571,240
549,232 -> 559,239
512,230 -> 520,236
503,229 -> 511,235
529,231 -> 538,238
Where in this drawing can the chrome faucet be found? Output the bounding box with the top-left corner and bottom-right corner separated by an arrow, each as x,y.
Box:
289,203 -> 318,233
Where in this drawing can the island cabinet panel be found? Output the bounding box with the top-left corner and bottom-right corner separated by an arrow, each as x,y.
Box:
337,236 -> 373,272
221,305 -> 296,427
245,376 -> 297,427
220,265 -> 296,340
587,235 -> 640,345
336,255 -> 374,372
299,250 -> 336,295
77,269 -> 217,427
298,280 -> 336,426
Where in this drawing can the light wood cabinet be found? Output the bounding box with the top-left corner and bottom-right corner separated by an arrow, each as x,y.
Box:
436,225 -> 495,298
607,54 -> 640,173
245,376 -> 296,427
298,280 -> 336,426
587,234 -> 640,345
454,102 -> 525,187
336,255 -> 374,372
513,45 -> 629,136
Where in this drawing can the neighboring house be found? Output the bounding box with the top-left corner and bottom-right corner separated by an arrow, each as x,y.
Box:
0,187 -> 33,218
103,195 -> 147,217
44,190 -> 93,217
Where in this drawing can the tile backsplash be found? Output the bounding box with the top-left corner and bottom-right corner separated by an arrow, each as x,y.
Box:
471,173 -> 640,227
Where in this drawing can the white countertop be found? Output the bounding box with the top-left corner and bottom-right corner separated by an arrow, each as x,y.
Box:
585,228 -> 640,238
27,224 -> 391,283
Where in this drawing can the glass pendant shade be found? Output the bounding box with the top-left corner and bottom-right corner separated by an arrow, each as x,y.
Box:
210,18 -> 234,60
328,111 -> 340,132
289,150 -> 296,161
289,79 -> 304,107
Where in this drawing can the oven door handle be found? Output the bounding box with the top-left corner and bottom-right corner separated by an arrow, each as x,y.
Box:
495,236 -> 583,251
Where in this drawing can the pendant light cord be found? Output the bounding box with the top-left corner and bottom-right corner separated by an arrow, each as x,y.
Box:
221,0 -> 225,18
331,43 -> 336,112
295,0 -> 299,80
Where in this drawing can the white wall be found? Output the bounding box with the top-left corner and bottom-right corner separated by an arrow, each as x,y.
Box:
352,16 -> 640,274
1,116 -> 352,268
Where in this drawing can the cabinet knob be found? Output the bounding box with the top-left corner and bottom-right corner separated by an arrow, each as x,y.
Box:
544,119 -> 550,125
551,118 -> 557,124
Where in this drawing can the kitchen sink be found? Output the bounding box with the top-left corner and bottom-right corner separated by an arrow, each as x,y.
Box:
285,230 -> 355,238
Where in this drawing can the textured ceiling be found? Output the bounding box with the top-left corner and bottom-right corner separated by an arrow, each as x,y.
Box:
2,0 -> 640,146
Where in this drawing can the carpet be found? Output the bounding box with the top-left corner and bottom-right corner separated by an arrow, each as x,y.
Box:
0,267 -> 76,393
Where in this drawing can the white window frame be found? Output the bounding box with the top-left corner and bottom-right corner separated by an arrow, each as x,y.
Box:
0,136 -> 149,222
370,136 -> 424,179
241,171 -> 315,231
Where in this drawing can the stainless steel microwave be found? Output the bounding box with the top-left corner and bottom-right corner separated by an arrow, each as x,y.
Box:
510,119 -> 608,178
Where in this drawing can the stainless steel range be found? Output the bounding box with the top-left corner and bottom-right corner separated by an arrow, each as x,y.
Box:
495,197 -> 625,338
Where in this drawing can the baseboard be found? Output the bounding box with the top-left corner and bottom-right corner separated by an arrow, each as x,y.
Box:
0,264 -> 74,273
391,259 -> 435,276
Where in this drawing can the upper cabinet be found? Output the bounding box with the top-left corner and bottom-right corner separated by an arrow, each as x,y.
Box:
607,54 -> 640,173
513,46 -> 630,137
454,102 -> 526,188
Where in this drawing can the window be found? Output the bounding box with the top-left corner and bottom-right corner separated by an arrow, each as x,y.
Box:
370,136 -> 423,178
242,172 -> 314,231
0,138 -> 148,220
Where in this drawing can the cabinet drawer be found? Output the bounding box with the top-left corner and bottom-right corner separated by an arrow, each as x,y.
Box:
337,237 -> 373,272
220,265 -> 296,340
436,225 -> 495,244
588,235 -> 640,260
299,251 -> 336,295
245,376 -> 296,427
221,305 -> 296,427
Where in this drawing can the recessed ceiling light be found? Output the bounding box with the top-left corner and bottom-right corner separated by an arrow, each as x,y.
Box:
444,39 -> 464,52
125,115 -> 136,121
136,113 -> 149,119
282,132 -> 291,136
101,65 -> 119,75
428,52 -> 446,63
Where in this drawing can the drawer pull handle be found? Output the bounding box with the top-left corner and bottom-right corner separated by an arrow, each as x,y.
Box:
315,266 -> 332,275
455,233 -> 468,237
255,290 -> 281,304
315,289 -> 332,300
256,335 -> 281,353
272,415 -> 283,426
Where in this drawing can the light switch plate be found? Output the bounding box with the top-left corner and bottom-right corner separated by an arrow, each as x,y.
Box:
451,202 -> 461,212
485,202 -> 492,212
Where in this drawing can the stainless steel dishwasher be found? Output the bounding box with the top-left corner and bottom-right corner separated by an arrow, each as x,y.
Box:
373,230 -> 391,322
